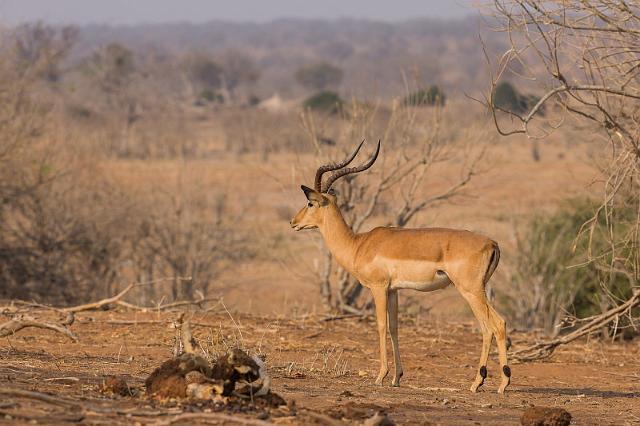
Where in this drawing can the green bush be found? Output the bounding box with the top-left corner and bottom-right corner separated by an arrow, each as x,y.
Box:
248,94 -> 261,106
505,198 -> 636,333
295,62 -> 343,91
303,91 -> 344,114
402,85 -> 446,107
199,89 -> 224,104
493,82 -> 541,115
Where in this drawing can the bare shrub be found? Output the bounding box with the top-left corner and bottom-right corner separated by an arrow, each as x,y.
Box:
484,1 -> 640,339
0,28 -> 251,304
218,50 -> 261,103
13,22 -> 76,83
293,100 -> 488,312
0,28 -> 113,303
79,42 -> 143,157
130,183 -> 252,302
0,167 -> 131,303
220,108 -> 309,157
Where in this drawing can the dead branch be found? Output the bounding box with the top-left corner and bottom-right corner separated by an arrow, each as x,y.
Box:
1,277 -> 206,342
0,409 -> 85,423
105,319 -> 222,327
0,388 -> 181,422
483,0 -> 640,344
511,290 -> 640,362
62,283 -> 138,313
0,312 -> 77,341
177,312 -> 197,354
0,300 -> 67,313
116,296 -> 220,312
61,277 -> 194,313
0,388 -> 82,408
321,313 -> 365,322
151,412 -> 275,426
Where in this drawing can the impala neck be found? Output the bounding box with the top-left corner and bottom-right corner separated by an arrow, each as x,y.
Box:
318,205 -> 357,271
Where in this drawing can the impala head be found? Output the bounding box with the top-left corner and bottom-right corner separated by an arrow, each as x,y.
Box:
290,140 -> 381,231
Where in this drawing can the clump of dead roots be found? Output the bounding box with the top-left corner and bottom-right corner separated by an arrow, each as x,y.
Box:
144,313 -> 282,406
145,349 -> 269,399
521,406 -> 572,426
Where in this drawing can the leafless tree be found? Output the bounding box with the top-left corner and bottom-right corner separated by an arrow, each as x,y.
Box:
295,101 -> 486,312
484,1 -> 640,347
129,176 -> 252,303
219,50 -> 260,104
182,52 -> 224,102
82,43 -> 143,156
13,22 -> 76,83
0,30 -> 132,303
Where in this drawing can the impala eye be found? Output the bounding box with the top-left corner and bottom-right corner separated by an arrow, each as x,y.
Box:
307,202 -> 313,208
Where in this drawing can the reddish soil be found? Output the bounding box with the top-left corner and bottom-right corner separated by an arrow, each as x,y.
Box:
0,310 -> 638,425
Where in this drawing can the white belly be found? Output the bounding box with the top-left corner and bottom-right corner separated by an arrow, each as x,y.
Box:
390,271 -> 451,292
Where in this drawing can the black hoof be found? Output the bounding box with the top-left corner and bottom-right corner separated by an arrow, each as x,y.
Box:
502,365 -> 511,378
480,365 -> 487,379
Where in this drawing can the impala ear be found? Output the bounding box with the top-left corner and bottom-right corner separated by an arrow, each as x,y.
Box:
300,185 -> 322,201
301,185 -> 324,203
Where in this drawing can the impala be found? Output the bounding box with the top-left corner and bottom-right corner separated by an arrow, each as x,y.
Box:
290,140 -> 511,393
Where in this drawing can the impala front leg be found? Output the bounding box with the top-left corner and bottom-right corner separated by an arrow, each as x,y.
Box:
388,289 -> 403,386
371,286 -> 389,385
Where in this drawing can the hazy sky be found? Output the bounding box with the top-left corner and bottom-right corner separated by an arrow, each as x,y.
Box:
0,0 -> 476,25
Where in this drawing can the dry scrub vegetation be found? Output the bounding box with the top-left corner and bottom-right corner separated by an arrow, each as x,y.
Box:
0,5 -> 639,424
0,22 -> 493,312
0,26 -> 252,305
0,15 -> 633,336
482,1 -> 640,357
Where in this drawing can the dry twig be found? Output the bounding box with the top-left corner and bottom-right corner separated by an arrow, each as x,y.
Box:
1,277 -> 209,342
321,313 -> 365,322
511,291 -> 640,362
0,388 -> 82,408
151,412 -> 275,426
105,319 -> 221,328
61,277 -> 195,313
177,312 -> 197,354
0,312 -> 77,341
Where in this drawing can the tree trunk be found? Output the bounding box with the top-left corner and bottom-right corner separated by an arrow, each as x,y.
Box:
320,252 -> 333,310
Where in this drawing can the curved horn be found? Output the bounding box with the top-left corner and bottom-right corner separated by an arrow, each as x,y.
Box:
323,140 -> 381,192
314,140 -> 365,192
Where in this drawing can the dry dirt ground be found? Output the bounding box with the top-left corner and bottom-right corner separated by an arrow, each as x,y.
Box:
0,310 -> 638,425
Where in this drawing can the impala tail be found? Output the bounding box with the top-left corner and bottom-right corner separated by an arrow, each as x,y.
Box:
483,242 -> 500,286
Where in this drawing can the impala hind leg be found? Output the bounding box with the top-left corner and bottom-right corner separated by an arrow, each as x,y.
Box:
461,291 -> 494,392
488,304 -> 510,393
388,289 -> 403,386
371,286 -> 389,385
